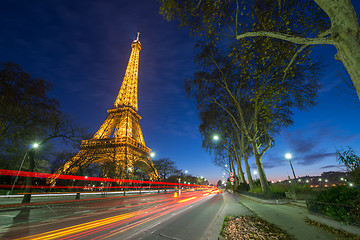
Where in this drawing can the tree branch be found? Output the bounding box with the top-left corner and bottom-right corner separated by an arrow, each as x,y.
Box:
282,29 -> 332,81
236,31 -> 333,45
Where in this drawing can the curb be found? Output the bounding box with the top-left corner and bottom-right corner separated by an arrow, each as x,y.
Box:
205,192 -> 227,240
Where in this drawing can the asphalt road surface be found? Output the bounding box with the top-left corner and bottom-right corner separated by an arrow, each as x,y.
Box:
0,189 -> 223,240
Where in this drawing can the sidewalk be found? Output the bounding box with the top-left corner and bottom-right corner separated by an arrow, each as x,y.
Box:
207,191 -> 356,240
206,191 -> 254,240
238,194 -> 339,240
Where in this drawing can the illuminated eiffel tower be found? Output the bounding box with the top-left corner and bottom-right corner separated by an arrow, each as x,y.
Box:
58,33 -> 158,180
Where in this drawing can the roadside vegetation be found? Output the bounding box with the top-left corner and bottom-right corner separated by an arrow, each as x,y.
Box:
308,185 -> 360,225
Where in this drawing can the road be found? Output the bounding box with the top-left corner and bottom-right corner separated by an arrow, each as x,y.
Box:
0,189 -> 223,240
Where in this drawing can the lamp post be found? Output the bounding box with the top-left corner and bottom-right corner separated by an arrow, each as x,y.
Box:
22,143 -> 40,203
285,153 -> 297,180
9,152 -> 28,196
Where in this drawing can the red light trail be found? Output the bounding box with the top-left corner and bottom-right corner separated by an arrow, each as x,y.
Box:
13,189 -> 219,240
0,169 -> 212,194
0,169 -> 206,187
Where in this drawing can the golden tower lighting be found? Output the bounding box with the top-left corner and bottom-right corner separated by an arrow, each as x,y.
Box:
56,33 -> 158,180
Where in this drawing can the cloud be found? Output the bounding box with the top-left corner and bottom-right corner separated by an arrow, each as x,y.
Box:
263,161 -> 280,169
320,164 -> 344,169
297,152 -> 336,165
278,121 -> 360,166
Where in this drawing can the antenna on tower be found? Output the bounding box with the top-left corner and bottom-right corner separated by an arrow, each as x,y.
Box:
137,32 -> 140,41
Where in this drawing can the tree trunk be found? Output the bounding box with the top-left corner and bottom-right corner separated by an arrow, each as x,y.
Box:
314,0 -> 360,101
252,144 -> 269,192
230,159 -> 239,187
243,155 -> 255,190
237,162 -> 245,183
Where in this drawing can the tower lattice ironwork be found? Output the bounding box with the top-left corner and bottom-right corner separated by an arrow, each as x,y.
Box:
57,33 -> 158,180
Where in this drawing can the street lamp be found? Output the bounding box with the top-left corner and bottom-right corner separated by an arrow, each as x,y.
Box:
150,152 -> 155,158
10,143 -> 40,196
22,143 -> 40,203
253,170 -> 258,180
285,153 -> 297,180
213,135 -> 219,141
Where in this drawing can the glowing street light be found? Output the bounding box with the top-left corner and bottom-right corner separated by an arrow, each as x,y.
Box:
150,152 -> 155,158
285,153 -> 297,180
21,142 -> 41,203
10,143 -> 41,196
253,170 -> 258,180
213,135 -> 219,141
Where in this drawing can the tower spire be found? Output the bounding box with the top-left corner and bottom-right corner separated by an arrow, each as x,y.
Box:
113,33 -> 141,111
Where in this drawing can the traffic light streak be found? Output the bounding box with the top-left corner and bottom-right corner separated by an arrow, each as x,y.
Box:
15,190 -> 216,240
0,169 -> 210,190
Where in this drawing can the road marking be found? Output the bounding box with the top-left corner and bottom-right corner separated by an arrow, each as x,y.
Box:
158,233 -> 180,240
73,210 -> 91,214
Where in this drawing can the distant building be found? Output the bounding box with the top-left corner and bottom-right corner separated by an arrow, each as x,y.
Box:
279,171 -> 350,188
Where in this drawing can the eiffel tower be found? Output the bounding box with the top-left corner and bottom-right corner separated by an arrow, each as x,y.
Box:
58,33 -> 158,180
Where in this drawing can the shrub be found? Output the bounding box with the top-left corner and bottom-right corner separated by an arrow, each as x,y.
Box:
236,183 -> 250,192
316,185 -> 359,204
249,185 -> 262,193
312,185 -> 360,224
288,184 -> 313,193
350,197 -> 360,224
246,184 -> 286,199
225,181 -> 233,190
270,183 -> 289,193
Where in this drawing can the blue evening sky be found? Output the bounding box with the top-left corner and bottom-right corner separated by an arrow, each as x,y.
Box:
1,0 -> 360,184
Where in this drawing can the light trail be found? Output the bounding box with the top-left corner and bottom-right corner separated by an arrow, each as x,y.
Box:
0,169 -> 212,198
178,196 -> 197,203
14,189 -> 220,240
0,184 -> 176,190
0,169 -> 210,188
